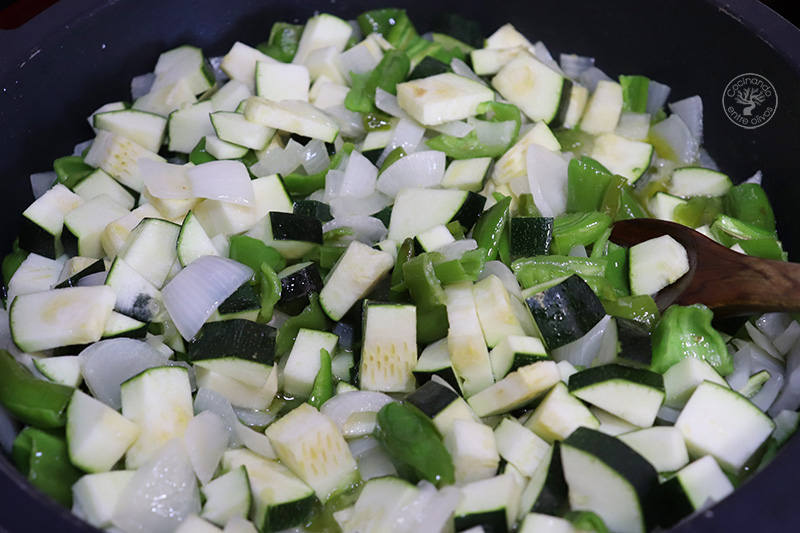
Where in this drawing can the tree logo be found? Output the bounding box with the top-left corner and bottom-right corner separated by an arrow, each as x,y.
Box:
723,73 -> 777,129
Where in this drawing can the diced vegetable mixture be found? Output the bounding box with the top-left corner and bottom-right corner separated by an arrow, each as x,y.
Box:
2,7 -> 799,533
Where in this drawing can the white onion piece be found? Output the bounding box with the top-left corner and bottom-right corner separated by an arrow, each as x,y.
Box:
352,439 -> 398,480
429,120 -> 474,138
340,150 -> 379,197
131,72 -> 156,100
330,192 -> 391,218
302,139 -> 331,175
508,175 -> 531,197
233,406 -> 279,429
347,435 -> 380,457
413,485 -> 462,533
162,256 -> 253,340
320,391 -> 396,433
755,313 -> 794,342
526,144 -> 568,217
79,338 -> 169,409
726,343 -> 751,391
139,158 -> 193,199
669,95 -> 703,142
341,411 -> 379,438
377,150 -> 446,198
559,53 -> 595,79
112,438 -> 201,533
340,43 -> 381,78
648,114 -> 699,164
326,104 -> 367,139
375,88 -> 413,120
748,345 -> 785,412
552,315 -> 614,367
770,340 -> 800,416
250,139 -> 305,177
169,360 -> 197,392
377,118 -> 426,166
745,170 -> 763,185
324,169 -> 346,203
184,411 -> 228,484
30,171 -> 57,199
193,387 -> 243,447
478,261 -> 523,300
450,58 -> 487,86
323,216 -> 388,244
532,41 -> 563,74
473,118 -> 516,147
394,480 -> 438,532
437,239 -> 478,262
578,66 -> 612,93
188,160 -> 255,206
73,139 -> 94,157
646,80 -> 672,115
76,271 -> 108,287
745,321 -> 782,360
774,321 -> 800,355
657,404 -> 681,424
236,423 -> 277,459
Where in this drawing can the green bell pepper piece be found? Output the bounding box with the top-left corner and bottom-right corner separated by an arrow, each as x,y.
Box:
0,350 -> 74,428
308,349 -> 334,409
12,427 -> 82,507
374,402 -> 454,487
472,196 -> 511,261
566,157 -> 613,213
276,293 -> 332,355
518,193 -> 542,217
284,143 -> 355,196
258,262 -> 282,323
53,156 -> 93,189
258,22 -> 304,63
600,175 -> 649,221
389,238 -> 415,303
345,49 -> 411,115
402,253 -> 449,343
650,304 -> 733,375
189,137 -> 218,165
552,212 -> 613,255
229,236 -> 286,283
426,101 -> 521,159
725,182 -> 776,232
602,295 -> 660,330
619,75 -> 650,114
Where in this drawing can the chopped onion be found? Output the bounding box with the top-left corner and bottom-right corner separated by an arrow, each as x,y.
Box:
568,245 -> 588,258
208,56 -> 228,84
323,215 -> 388,245
437,239 -> 478,262
330,192 -> 391,218
375,88 -> 413,120
188,160 -> 255,206
79,338 -> 170,409
774,321 -> 800,355
320,391 -> 396,434
559,53 -> 595,79
324,169 -> 346,203
697,148 -> 720,171
184,411 -> 228,484
377,118 -> 425,166
745,321 -> 782,360
350,437 -> 398,480
112,438 -> 201,533
553,315 -> 615,367
139,158 -> 193,199
429,120 -> 474,138
648,114 -> 699,164
162,256 -> 253,340
193,387 -> 243,447
526,144 -> 568,217
669,95 -> 703,142
72,139 -> 93,156
236,423 -> 277,459
340,43 -> 381,78
755,312 -> 794,341
646,80 -> 671,115
376,150 -> 446,198
478,261 -> 523,300
473,118 -> 516,147
770,339 -> 800,416
412,485 -> 462,533
250,139 -> 305,177
326,104 -> 367,139
450,58 -> 487,86
532,41 -> 564,74
130,72 -> 156,100
233,406 -> 279,429
301,139 -> 331,175
657,404 -> 681,424
30,171 -> 57,199
340,150 -> 379,198
578,66 -> 612,93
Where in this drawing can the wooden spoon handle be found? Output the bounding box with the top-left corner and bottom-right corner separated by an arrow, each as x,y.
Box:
678,251 -> 800,316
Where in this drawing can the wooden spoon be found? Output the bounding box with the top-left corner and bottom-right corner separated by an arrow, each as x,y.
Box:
609,218 -> 800,317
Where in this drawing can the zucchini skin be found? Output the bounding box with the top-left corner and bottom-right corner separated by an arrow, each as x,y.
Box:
188,319 -> 277,364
